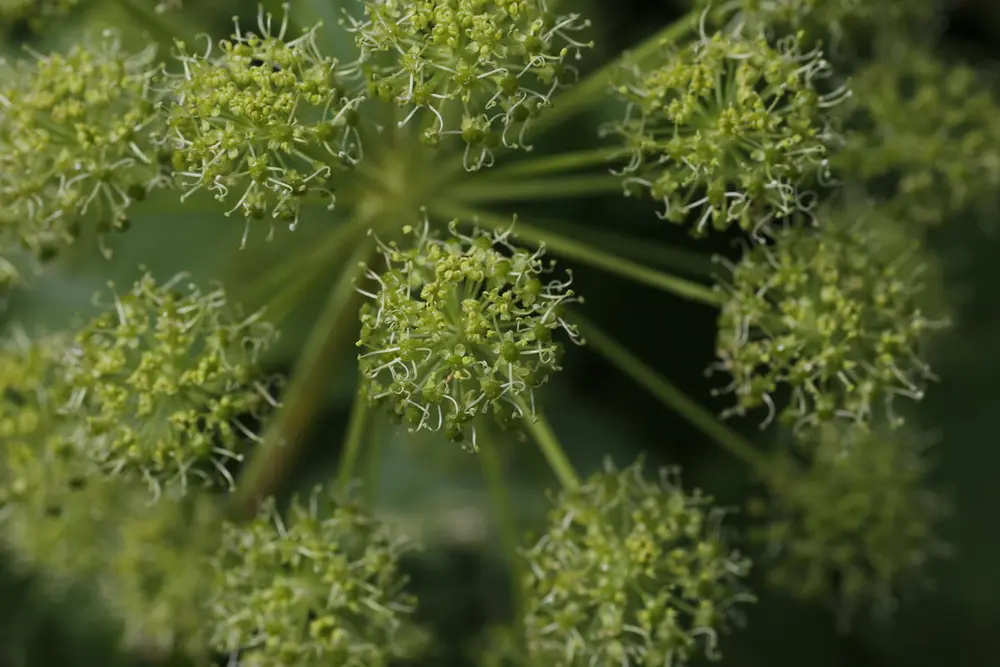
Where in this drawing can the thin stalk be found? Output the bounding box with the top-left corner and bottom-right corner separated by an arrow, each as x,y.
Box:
335,377 -> 370,497
450,174 -> 622,203
363,415 -> 384,508
477,425 -> 526,647
570,311 -> 774,479
109,0 -> 185,44
232,236 -> 376,520
482,147 -> 627,179
239,214 -> 368,312
435,203 -> 722,306
515,396 -> 580,490
530,13 -> 699,136
481,213 -> 715,278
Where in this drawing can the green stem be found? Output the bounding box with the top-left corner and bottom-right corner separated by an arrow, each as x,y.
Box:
530,13 -> 698,136
477,425 -> 526,647
335,377 -> 370,497
486,213 -> 716,278
241,215 -> 368,322
483,147 -> 626,179
570,311 -> 774,479
436,203 -> 722,306
109,0 -> 184,44
515,396 -> 580,490
451,174 -> 622,203
231,236 -> 376,520
363,416 -> 384,508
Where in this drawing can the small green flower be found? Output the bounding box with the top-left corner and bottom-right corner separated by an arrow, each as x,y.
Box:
606,29 -> 847,236
713,205 -> 949,430
0,31 -> 167,274
60,271 -> 280,493
840,46 -> 1000,227
209,485 -> 427,666
356,216 -> 583,446
518,459 -> 753,666
749,421 -> 949,621
0,329 -> 68,457
167,5 -> 364,242
0,442 -> 220,659
346,0 -> 593,168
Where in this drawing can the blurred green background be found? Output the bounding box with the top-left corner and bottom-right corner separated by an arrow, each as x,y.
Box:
1,0 -> 999,665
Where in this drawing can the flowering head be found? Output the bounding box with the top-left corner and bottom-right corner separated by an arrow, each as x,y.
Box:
167,5 -> 364,243
517,459 -> 753,666
606,29 -> 846,236
842,46 -> 1000,227
0,31 -> 166,275
355,216 -> 583,446
346,0 -> 593,169
60,271 -> 279,494
695,0 -> 939,50
712,206 -> 949,431
0,443 -> 220,658
209,485 -> 427,665
750,421 -> 949,621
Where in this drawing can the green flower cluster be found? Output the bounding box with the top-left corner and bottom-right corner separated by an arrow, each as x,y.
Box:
59,271 -> 279,493
750,421 -> 949,620
713,206 -> 948,430
695,0 -> 939,49
0,441 -> 221,659
841,45 -> 1000,228
346,0 -> 592,168
0,31 -> 166,275
513,460 -> 752,666
168,9 -> 364,239
209,486 -> 426,666
607,29 -> 846,236
0,271 -> 424,662
356,217 -> 582,445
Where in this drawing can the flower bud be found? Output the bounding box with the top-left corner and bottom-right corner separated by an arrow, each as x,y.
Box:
166,6 -> 364,241
517,459 -> 753,666
713,205 -> 949,430
209,485 -> 427,665
606,29 -> 847,236
355,216 -> 583,446
60,271 -> 280,493
346,0 -> 593,167
0,31 -> 166,276
750,421 -> 949,621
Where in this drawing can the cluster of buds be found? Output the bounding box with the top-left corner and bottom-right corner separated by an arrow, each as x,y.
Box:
167,7 -> 365,241
345,0 -> 592,169
695,0 -> 940,50
749,421 -> 949,621
841,45 -> 1000,228
0,31 -> 167,277
512,459 -> 753,666
209,485 -> 426,666
712,205 -> 949,431
0,439 -> 221,659
58,271 -> 280,494
606,29 -> 847,236
356,216 -> 582,446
